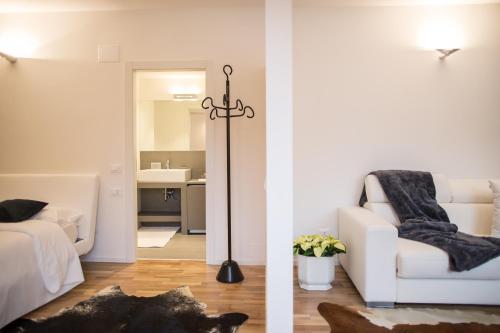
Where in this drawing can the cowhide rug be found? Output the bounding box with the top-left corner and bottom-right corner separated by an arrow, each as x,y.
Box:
2,286 -> 248,333
318,303 -> 500,333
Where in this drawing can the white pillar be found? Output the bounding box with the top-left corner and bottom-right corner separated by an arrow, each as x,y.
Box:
265,0 -> 293,332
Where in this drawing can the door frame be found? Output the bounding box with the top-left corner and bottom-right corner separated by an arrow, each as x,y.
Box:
124,60 -> 215,263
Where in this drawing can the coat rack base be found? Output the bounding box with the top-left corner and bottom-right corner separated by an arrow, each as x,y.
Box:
216,260 -> 244,283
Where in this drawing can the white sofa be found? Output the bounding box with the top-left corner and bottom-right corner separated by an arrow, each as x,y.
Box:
338,174 -> 500,307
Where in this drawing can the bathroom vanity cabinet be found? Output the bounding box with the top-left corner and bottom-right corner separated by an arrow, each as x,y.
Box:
137,180 -> 206,234
137,182 -> 188,233
187,184 -> 206,233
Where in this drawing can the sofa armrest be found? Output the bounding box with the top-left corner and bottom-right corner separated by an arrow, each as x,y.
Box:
338,207 -> 398,304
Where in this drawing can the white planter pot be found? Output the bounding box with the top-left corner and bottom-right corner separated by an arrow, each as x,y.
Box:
297,255 -> 335,291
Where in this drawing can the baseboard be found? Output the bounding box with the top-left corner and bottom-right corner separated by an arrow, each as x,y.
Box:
207,258 -> 266,266
83,255 -> 264,265
81,255 -> 129,263
84,255 -> 335,267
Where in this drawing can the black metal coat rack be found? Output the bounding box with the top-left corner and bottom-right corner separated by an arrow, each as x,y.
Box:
202,65 -> 254,283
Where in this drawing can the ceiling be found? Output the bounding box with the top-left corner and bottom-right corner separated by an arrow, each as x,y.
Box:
0,0 -> 499,13
300,0 -> 500,5
0,0 -> 256,13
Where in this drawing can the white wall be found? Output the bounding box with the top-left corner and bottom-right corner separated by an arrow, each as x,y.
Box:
293,3 -> 500,237
266,0 -> 293,331
0,0 -> 266,264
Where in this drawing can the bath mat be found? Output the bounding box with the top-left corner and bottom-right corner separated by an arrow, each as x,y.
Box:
137,226 -> 179,248
4,286 -> 248,333
318,302 -> 500,333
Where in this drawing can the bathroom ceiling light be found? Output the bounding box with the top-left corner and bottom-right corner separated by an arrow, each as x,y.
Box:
0,51 -> 17,63
173,94 -> 199,101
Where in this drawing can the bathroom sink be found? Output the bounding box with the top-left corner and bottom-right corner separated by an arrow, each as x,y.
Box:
137,169 -> 191,182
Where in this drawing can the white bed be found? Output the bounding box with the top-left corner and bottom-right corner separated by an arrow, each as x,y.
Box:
0,174 -> 99,328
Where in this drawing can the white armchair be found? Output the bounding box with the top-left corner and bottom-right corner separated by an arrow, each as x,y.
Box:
338,207 -> 397,307
338,174 -> 500,307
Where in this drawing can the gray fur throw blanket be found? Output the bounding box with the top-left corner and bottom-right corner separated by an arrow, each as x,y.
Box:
360,170 -> 500,271
2,286 -> 248,333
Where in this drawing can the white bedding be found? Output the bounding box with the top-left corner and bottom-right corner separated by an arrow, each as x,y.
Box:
0,220 -> 84,328
61,222 -> 78,243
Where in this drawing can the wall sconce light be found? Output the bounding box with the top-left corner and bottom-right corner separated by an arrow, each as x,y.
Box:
436,48 -> 460,60
0,31 -> 37,62
0,51 -> 17,63
419,20 -> 463,61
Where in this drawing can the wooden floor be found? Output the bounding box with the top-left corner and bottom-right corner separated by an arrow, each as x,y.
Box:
27,260 -> 500,332
28,260 -> 350,332
28,261 -> 267,332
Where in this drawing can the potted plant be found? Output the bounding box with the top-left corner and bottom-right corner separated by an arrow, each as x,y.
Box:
293,234 -> 347,291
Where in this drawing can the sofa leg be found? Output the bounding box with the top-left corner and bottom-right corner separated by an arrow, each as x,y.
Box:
366,302 -> 395,308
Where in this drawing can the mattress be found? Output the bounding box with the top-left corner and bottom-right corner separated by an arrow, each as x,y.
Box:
61,222 -> 78,243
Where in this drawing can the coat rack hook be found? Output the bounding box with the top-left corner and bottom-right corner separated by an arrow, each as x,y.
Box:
201,96 -> 214,110
223,64 -> 233,80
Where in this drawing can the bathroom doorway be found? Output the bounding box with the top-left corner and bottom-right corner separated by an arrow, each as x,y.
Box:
133,69 -> 207,260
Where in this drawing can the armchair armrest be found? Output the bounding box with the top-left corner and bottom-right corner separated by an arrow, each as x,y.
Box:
338,207 -> 397,304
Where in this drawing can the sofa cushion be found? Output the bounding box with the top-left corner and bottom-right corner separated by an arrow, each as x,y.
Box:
397,238 -> 500,280
449,179 -> 493,203
440,203 -> 494,235
365,173 -> 451,204
365,201 -> 494,232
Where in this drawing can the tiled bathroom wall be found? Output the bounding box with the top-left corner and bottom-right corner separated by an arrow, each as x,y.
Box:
140,151 -> 205,179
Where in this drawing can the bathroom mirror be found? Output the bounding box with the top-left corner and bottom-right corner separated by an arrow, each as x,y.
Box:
135,70 -> 206,152
137,101 -> 206,151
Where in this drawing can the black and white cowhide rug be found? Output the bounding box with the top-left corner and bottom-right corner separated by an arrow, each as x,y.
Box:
3,286 -> 248,333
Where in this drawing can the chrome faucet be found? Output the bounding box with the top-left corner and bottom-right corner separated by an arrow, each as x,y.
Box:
165,160 -> 170,169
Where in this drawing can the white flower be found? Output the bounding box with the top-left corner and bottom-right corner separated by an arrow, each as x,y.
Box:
334,242 -> 346,252
313,247 -> 323,257
300,242 -> 312,251
294,234 -> 347,257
